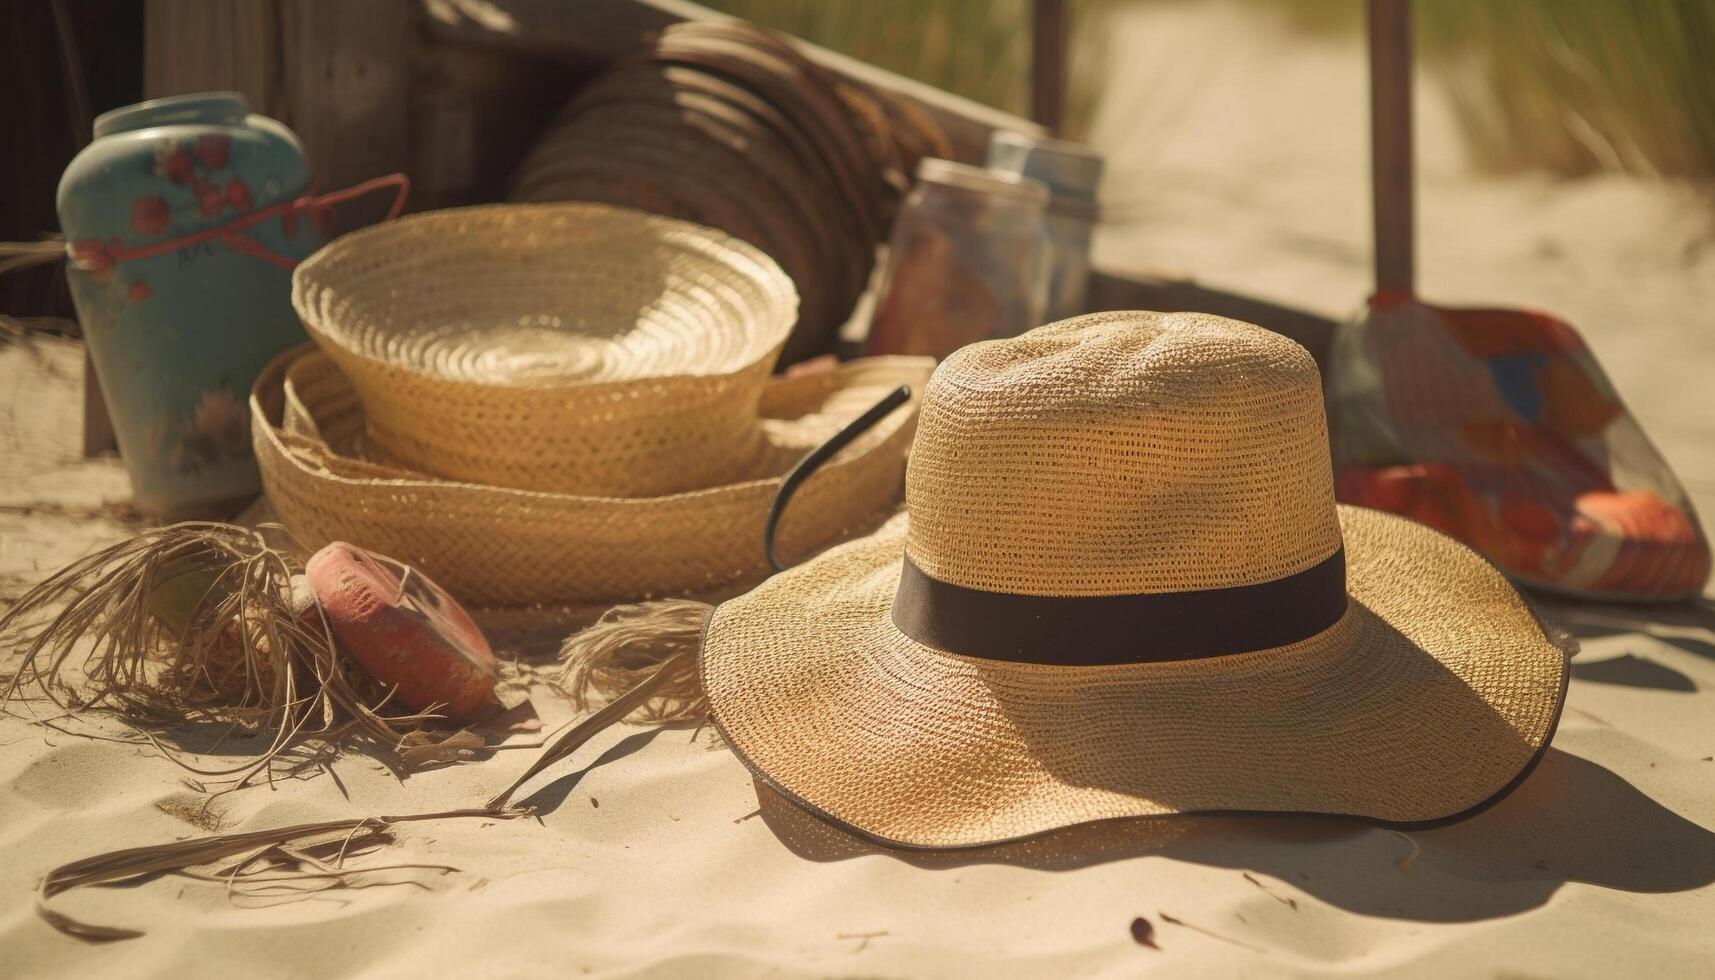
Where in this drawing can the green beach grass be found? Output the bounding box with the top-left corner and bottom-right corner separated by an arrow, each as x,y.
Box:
706,0 -> 1714,180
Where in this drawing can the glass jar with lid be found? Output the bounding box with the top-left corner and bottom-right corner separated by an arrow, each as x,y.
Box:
864,159 -> 1049,360
987,130 -> 1103,324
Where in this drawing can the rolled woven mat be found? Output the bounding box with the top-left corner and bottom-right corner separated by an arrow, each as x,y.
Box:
509,20 -> 950,365
291,202 -> 798,497
251,346 -> 932,609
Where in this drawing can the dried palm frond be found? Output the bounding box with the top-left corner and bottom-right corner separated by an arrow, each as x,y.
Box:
0,237 -> 65,276
38,806 -> 523,941
493,647 -> 695,809
0,522 -> 436,781
40,616 -> 689,942
557,599 -> 711,723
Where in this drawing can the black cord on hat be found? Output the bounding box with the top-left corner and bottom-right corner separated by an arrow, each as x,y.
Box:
763,384 -> 912,574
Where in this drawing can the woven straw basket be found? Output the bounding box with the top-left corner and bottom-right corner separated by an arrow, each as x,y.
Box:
252,347 -> 930,608
291,203 -> 798,497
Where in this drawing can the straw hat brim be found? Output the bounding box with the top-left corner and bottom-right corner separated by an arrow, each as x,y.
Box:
253,347 -> 932,609
700,506 -> 1571,849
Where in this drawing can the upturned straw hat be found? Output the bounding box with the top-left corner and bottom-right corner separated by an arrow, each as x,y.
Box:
291,203 -> 798,497
697,312 -> 1571,848
251,346 -> 931,608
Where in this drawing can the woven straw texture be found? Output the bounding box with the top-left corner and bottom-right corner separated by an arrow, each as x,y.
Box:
291,203 -> 798,497
701,312 -> 1570,848
252,347 -> 930,609
906,313 -> 1342,595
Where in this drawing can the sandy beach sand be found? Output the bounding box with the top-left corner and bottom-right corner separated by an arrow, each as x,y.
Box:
5,2 -> 1714,976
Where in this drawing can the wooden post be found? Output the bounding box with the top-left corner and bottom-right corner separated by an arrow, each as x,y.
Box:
1031,0 -> 1069,136
1367,0 -> 1414,296
143,0 -> 412,230
82,356 -> 117,457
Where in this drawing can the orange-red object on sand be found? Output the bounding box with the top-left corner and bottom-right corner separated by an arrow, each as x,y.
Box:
305,542 -> 497,719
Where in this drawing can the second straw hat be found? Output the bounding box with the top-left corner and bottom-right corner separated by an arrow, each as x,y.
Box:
291,203 -> 798,497
253,346 -> 931,608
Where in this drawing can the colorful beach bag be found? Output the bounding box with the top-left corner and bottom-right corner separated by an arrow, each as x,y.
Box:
1330,293 -> 1709,601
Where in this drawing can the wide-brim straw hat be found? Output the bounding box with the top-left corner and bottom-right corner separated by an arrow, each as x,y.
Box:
699,312 -> 1571,849
251,346 -> 931,608
291,202 -> 798,497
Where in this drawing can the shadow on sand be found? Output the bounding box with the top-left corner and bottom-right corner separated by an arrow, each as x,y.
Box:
1543,597 -> 1715,664
1570,652 -> 1697,692
757,748 -> 1715,923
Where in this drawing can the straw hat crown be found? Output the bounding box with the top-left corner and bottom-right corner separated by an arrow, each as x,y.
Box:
905,311 -> 1342,596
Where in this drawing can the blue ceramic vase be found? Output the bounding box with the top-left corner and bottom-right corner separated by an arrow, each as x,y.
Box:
58,92 -> 324,517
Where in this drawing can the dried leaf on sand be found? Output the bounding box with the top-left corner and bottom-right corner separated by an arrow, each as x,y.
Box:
37,807 -> 525,941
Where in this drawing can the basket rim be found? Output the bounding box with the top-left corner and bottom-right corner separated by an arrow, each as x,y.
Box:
290,202 -> 801,393
252,345 -> 931,504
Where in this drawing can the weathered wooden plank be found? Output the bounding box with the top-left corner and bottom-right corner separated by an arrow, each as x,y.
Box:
82,354 -> 117,457
277,0 -> 412,227
143,0 -> 412,229
408,36 -> 592,210
143,0 -> 285,113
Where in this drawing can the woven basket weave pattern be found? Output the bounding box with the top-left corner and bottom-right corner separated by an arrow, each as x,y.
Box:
291,203 -> 797,496
253,349 -> 929,608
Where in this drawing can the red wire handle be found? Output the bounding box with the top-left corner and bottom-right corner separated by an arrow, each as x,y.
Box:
67,173 -> 410,274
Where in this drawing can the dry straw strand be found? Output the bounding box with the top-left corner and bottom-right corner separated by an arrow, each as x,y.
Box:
490,645 -> 700,809
36,807 -> 524,941
558,599 -> 714,723
34,602 -> 717,941
0,523 -> 435,783
0,238 -> 67,276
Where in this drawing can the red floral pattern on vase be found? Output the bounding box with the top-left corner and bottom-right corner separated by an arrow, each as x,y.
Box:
196,134 -> 230,170
155,144 -> 195,185
129,196 -> 170,236
145,136 -> 250,225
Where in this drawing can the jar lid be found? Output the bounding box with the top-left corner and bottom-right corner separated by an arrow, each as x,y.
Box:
93,92 -> 249,139
915,158 -> 1050,207
987,130 -> 1105,198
